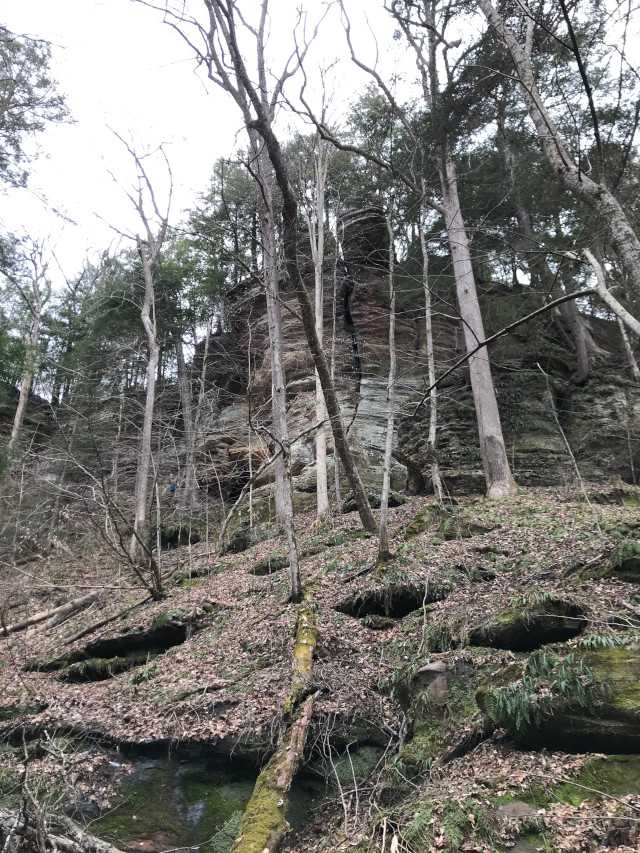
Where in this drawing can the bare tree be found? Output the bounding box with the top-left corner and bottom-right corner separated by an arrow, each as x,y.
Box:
378,200 -> 397,564
147,0 -> 378,544
6,242 -> 49,457
418,184 -> 443,498
114,138 -> 171,589
303,131 -> 331,521
388,0 -> 515,498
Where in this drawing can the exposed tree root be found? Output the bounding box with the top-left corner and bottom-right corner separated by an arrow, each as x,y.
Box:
232,586 -> 318,853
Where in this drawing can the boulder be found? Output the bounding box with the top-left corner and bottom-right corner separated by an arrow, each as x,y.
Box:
468,596 -> 585,651
336,579 -> 448,620
476,645 -> 640,752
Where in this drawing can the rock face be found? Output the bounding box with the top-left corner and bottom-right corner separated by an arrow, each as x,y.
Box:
476,645 -> 640,752
467,598 -> 586,651
185,222 -> 639,522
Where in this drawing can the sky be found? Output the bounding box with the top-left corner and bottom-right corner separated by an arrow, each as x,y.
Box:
0,0 -> 406,286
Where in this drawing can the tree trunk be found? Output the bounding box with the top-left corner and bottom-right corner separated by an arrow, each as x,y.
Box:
440,159 -> 514,497
256,125 -> 378,534
232,587 -> 317,853
251,135 -> 301,602
175,336 -> 197,514
8,262 -> 45,456
581,248 -> 640,338
419,191 -> 443,498
478,0 -> 640,298
130,238 -> 162,601
378,205 -> 397,564
310,139 -> 331,522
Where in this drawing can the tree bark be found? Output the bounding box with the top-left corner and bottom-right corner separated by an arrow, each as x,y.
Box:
440,159 -> 514,497
419,190 -> 443,498
130,243 -> 160,571
249,132 -> 301,602
308,138 -> 331,522
232,586 -> 317,853
378,205 -> 397,564
1,592 -> 98,636
175,336 -> 197,514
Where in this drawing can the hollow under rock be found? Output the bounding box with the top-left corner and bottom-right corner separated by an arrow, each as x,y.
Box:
468,599 -> 586,652
336,579 -> 447,620
25,616 -> 198,681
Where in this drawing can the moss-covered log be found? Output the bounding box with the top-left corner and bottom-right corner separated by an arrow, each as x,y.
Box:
231,695 -> 314,853
283,585 -> 317,717
232,587 -> 318,853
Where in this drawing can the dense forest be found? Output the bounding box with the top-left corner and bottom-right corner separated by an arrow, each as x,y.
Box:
2,2 -> 640,853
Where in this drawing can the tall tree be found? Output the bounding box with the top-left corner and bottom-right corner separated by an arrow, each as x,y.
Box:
477,0 -> 640,301
148,0 -> 379,552
384,0 -> 515,497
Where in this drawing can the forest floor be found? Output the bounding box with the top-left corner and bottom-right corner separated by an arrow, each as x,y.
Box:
1,484 -> 640,853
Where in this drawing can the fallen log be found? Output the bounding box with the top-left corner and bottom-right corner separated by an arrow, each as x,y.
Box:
0,808 -> 123,853
1,592 -> 99,636
232,586 -> 318,853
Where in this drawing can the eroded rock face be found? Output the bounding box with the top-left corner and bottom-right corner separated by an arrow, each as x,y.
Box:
336,579 -> 449,620
476,645 -> 640,752
467,598 -> 586,651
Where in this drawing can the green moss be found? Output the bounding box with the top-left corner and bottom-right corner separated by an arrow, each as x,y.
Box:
0,700 -> 47,720
60,656 -> 133,682
477,651 -> 601,735
283,586 -> 318,717
152,607 -> 191,629
94,759 -> 255,853
251,548 -> 288,575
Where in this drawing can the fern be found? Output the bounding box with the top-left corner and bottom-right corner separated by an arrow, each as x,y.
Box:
576,631 -> 640,650
484,650 -> 601,733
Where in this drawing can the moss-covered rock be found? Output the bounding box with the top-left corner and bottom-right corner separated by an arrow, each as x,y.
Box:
390,654 -> 493,785
476,645 -> 640,752
404,501 -> 455,538
468,595 -> 585,651
361,614 -> 396,630
60,656 -> 136,683
336,578 -> 448,620
608,540 -> 640,583
341,487 -> 407,514
251,548 -> 288,576
439,514 -> 497,540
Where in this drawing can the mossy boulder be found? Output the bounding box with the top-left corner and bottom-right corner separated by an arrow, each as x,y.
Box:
391,654 -> 492,784
251,548 -> 288,575
341,487 -> 407,514
362,614 -> 396,630
439,514 -> 497,540
468,596 -> 585,651
476,645 -> 640,752
336,578 -> 448,620
405,501 -> 456,538
608,540 -> 640,583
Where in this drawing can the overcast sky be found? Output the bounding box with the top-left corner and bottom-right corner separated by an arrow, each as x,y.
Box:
1,0 -> 405,286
